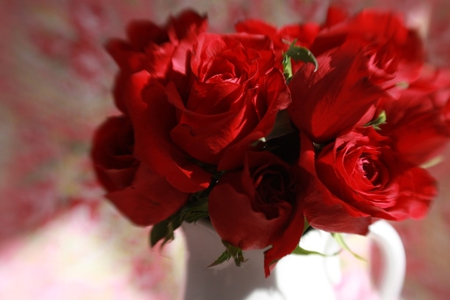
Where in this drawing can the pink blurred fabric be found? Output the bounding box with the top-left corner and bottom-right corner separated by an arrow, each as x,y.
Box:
1,0 -> 449,299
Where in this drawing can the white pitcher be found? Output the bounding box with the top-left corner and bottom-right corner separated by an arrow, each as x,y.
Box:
181,220 -> 405,300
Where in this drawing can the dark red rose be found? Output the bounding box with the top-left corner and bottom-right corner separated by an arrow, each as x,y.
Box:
106,10 -> 207,113
300,128 -> 437,232
378,67 -> 450,165
209,151 -> 305,277
235,19 -> 320,74
91,116 -> 193,225
167,33 -> 291,170
91,116 -> 138,193
288,39 -> 387,144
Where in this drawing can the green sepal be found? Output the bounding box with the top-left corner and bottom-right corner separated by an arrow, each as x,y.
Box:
282,40 -> 318,81
149,165 -> 226,248
209,241 -> 247,268
332,233 -> 366,262
150,221 -> 169,247
365,111 -> 386,130
302,218 -> 310,234
149,194 -> 210,247
149,215 -> 182,247
180,196 -> 209,223
208,250 -> 232,267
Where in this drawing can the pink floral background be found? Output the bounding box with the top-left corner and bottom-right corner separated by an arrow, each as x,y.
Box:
1,0 -> 449,299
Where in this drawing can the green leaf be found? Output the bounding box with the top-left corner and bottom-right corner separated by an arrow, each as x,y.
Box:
282,40 -> 318,82
291,244 -> 340,257
292,245 -> 331,256
365,111 -> 386,130
286,44 -> 318,72
332,233 -> 366,262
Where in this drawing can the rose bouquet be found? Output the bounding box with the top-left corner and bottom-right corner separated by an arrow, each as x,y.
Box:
91,7 -> 450,277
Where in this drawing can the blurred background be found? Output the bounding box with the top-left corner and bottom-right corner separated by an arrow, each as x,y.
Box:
1,0 -> 449,299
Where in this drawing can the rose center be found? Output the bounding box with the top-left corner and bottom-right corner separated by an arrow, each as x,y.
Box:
254,169 -> 294,205
112,124 -> 135,156
360,157 -> 379,184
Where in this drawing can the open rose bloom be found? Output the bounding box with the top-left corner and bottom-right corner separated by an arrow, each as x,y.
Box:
91,8 -> 450,276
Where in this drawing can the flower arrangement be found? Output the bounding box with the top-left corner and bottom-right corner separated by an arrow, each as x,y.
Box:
91,7 -> 450,277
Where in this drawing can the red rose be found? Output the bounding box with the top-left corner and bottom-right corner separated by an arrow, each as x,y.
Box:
167,33 -> 291,170
91,116 -> 193,225
119,71 -> 212,195
94,11 -> 213,226
300,128 -> 436,233
378,68 -> 450,165
312,8 -> 424,96
209,151 -> 305,277
106,10 -> 207,113
235,19 -> 320,74
288,40 -> 387,144
91,116 -> 138,193
288,9 -> 427,144
298,134 -> 371,235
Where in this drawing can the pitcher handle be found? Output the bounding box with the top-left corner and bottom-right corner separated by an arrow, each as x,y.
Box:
323,220 -> 406,299
368,220 -> 406,300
